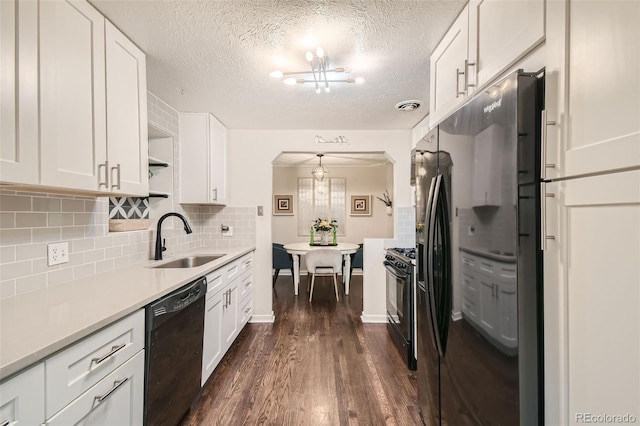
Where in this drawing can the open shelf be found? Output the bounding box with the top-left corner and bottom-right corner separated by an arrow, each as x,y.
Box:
149,191 -> 170,198
148,156 -> 170,168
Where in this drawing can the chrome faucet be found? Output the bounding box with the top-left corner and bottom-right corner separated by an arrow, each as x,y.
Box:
155,212 -> 193,260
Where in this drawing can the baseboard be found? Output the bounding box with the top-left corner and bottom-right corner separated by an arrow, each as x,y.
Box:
360,313 -> 388,323
249,312 -> 275,323
451,310 -> 462,321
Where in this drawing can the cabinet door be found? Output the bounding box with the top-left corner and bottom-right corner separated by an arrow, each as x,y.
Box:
478,274 -> 498,335
546,1 -> 640,179
0,0 -> 38,185
222,282 -> 239,351
105,20 -> 148,196
429,5 -> 469,127
497,280 -> 517,348
208,114 -> 227,204
544,171 -> 640,425
46,351 -> 144,426
469,0 -> 544,90
460,268 -> 479,322
39,0 -> 107,192
202,290 -> 223,386
0,363 -> 44,426
179,113 -> 209,203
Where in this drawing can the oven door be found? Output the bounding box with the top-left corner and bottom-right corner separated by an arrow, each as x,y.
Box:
385,260 -> 409,337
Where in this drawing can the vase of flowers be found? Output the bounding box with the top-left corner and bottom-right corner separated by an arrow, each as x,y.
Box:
376,189 -> 393,215
313,218 -> 338,245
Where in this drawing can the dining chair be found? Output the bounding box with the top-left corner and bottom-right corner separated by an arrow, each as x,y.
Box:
272,243 -> 293,287
305,249 -> 343,302
345,243 -> 363,277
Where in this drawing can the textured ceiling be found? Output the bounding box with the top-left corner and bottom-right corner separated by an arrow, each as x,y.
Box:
90,0 -> 466,130
273,151 -> 390,166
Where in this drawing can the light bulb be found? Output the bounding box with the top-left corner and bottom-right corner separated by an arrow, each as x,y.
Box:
355,77 -> 365,84
306,51 -> 313,62
316,47 -> 324,58
269,70 -> 283,78
283,77 -> 297,85
418,167 -> 427,177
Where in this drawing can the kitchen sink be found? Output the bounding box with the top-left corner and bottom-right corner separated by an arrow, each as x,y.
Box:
152,255 -> 225,269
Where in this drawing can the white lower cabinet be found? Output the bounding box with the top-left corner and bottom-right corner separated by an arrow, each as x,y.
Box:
0,363 -> 45,426
45,351 -> 144,426
202,251 -> 254,386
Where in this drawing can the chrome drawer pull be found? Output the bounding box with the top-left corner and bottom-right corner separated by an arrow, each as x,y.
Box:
91,343 -> 126,365
245,307 -> 251,314
94,377 -> 129,403
1,419 -> 10,426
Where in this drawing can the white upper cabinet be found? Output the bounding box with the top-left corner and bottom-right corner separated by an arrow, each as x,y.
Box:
39,0 -> 107,192
105,20 -> 148,196
545,0 -> 640,179
430,0 -> 545,127
469,0 -> 544,89
179,113 -> 228,205
0,0 -> 38,185
429,5 -> 470,127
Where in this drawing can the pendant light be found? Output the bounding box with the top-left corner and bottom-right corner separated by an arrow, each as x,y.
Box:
312,154 -> 329,182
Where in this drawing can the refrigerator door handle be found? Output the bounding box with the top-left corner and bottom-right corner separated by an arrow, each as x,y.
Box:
426,175 -> 445,357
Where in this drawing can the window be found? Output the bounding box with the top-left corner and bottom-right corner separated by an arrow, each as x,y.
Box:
298,177 -> 346,235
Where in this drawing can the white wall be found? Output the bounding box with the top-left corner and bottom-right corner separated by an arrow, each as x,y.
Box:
227,130 -> 412,321
272,164 -> 394,244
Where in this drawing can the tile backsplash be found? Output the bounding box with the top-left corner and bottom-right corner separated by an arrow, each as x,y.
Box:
0,93 -> 255,299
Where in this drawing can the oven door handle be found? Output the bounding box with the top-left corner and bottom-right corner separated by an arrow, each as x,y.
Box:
384,262 -> 408,280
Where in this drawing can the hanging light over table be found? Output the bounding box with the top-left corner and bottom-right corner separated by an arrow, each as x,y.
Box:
312,154 -> 329,182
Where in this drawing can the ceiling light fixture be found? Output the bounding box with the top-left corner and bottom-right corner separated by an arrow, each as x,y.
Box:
315,135 -> 349,145
271,47 -> 364,93
311,154 -> 329,182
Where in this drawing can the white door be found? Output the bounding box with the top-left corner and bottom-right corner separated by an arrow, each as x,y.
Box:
544,170 -> 640,425
222,282 -> 239,351
202,290 -> 224,386
208,114 -> 227,204
546,1 -> 640,179
0,0 -> 38,185
429,5 -> 469,127
39,0 -> 107,192
468,0 -> 544,89
478,274 -> 498,335
496,280 -> 517,348
179,113 -> 209,203
105,20 -> 148,196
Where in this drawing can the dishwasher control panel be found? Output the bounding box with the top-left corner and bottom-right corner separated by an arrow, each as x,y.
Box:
151,278 -> 206,317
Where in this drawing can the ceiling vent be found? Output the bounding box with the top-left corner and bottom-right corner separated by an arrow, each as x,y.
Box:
395,100 -> 422,111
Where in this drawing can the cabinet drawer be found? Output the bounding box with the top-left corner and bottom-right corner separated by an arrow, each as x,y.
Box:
206,268 -> 224,295
46,351 -> 144,426
45,309 -> 144,418
0,363 -> 45,426
238,269 -> 253,303
460,251 -> 479,272
239,296 -> 252,327
238,252 -> 253,276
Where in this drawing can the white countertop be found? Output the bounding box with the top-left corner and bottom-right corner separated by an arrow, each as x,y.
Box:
0,246 -> 254,380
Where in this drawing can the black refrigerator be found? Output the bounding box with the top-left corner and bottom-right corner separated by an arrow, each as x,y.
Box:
417,70 -> 544,425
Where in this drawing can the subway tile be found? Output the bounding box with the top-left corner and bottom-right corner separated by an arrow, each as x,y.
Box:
95,259 -> 114,274
0,260 -> 32,280
61,226 -> 85,240
61,199 -> 85,212
122,244 -> 139,255
72,238 -> 95,252
105,246 -> 122,259
0,229 -> 32,246
112,234 -> 130,246
67,252 -> 85,267
0,195 -> 31,211
32,258 -> 54,274
0,190 -> 17,196
16,212 -> 47,228
1,280 -> 16,299
74,263 -> 95,280
47,268 -> 74,287
33,197 -> 61,212
32,227 -> 60,243
84,249 -> 105,262
84,199 -> 98,213
0,212 -> 15,228
113,256 -> 129,269
74,213 -> 93,226
15,273 -> 46,295
48,213 -> 74,226
0,246 -> 15,263
15,243 -> 46,261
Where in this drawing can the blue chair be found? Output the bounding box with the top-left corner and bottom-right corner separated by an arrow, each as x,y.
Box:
344,243 -> 363,277
273,243 -> 293,287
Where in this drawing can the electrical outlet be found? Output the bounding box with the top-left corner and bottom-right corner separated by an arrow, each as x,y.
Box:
48,242 -> 69,266
222,226 -> 233,237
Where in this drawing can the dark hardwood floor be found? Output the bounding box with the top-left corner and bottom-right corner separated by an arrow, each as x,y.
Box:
180,274 -> 421,425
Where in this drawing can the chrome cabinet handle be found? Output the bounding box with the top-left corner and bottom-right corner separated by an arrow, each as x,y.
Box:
98,161 -> 109,188
464,59 -> 476,90
91,343 -> 126,365
456,68 -> 465,97
245,280 -> 251,288
212,187 -> 218,201
541,184 -> 557,250
94,377 -> 129,403
541,110 -> 557,179
1,419 -> 10,426
244,307 -> 251,314
110,163 -> 121,190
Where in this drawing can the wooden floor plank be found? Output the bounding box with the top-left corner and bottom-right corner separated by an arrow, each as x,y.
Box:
180,274 -> 421,425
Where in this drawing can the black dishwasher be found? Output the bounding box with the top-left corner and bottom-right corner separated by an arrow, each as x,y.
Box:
144,277 -> 206,426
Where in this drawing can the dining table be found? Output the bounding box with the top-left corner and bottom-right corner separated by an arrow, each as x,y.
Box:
283,242 -> 360,296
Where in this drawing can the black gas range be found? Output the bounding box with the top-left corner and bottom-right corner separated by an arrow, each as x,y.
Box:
384,248 -> 416,370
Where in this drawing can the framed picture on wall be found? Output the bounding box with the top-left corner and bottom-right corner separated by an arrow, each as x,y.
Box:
273,194 -> 294,215
350,195 -> 371,216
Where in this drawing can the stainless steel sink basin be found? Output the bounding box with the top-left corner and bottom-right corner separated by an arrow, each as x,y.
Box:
152,255 -> 225,269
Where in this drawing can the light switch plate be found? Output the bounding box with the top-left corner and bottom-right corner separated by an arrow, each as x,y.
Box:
222,226 -> 233,237
48,242 -> 69,266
